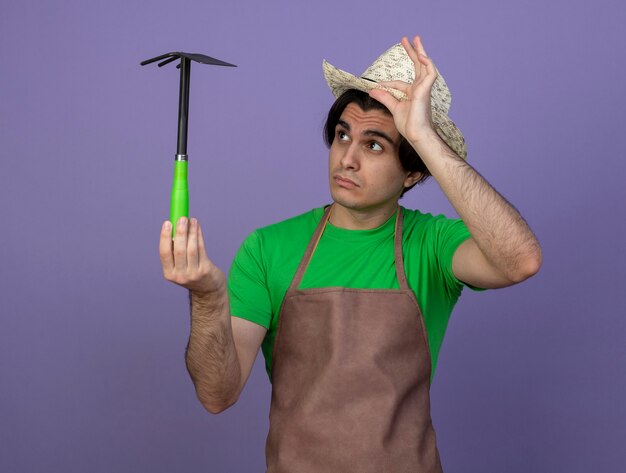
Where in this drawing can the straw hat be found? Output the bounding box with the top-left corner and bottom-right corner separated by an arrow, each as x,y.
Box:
322,43 -> 467,160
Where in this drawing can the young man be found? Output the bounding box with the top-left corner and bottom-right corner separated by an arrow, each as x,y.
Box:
159,36 -> 541,472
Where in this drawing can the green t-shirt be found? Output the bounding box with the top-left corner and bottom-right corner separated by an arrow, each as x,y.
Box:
228,206 -> 481,382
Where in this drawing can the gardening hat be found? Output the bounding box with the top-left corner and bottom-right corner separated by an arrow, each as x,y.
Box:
322,43 -> 467,160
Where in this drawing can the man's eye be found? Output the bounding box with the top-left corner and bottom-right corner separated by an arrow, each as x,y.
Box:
337,131 -> 349,141
369,142 -> 383,151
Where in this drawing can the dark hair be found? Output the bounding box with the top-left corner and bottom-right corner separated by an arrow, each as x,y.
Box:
323,89 -> 430,197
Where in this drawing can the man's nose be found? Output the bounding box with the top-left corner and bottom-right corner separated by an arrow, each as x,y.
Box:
340,144 -> 360,170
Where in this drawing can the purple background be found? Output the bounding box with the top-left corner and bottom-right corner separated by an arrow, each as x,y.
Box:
1,0 -> 625,471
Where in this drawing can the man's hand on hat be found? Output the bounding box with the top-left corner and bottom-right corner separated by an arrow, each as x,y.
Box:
369,36 -> 439,147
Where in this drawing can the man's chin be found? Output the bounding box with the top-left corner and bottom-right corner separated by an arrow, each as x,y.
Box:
330,189 -> 353,206
330,192 -> 366,211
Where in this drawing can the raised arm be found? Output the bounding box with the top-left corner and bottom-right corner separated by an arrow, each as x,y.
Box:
159,217 -> 267,413
370,36 -> 542,288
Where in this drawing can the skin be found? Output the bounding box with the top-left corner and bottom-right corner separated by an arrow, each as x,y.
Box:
369,36 -> 542,287
158,35 -> 542,414
327,103 -> 422,229
159,217 -> 263,413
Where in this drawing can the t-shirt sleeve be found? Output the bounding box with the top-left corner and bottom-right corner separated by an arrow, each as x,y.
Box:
433,217 -> 486,293
227,231 -> 273,329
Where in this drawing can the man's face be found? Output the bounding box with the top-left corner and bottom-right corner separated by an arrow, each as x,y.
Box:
329,103 -> 415,213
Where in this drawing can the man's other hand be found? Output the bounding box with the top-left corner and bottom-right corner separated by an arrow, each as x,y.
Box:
159,217 -> 226,296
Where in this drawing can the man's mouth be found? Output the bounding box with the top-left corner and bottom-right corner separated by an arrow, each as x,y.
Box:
334,175 -> 359,189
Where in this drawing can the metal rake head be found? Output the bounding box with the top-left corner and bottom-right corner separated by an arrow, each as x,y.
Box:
140,51 -> 236,69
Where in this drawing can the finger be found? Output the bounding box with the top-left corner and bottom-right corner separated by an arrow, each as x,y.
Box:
376,80 -> 411,92
401,36 -> 421,66
414,36 -> 437,82
413,35 -> 428,58
417,37 -> 435,77
159,221 -> 174,273
368,88 -> 398,114
172,217 -> 188,272
187,218 -> 199,270
401,36 -> 427,83
197,220 -> 209,262
418,53 -> 438,88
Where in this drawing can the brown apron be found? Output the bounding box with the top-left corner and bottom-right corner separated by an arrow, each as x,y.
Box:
266,205 -> 443,473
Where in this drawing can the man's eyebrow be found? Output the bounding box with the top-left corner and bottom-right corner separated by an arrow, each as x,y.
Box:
337,119 -> 351,131
336,119 -> 396,146
364,129 -> 396,146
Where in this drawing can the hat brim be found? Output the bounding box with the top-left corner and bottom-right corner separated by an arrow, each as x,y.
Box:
323,60 -> 407,101
322,60 -> 467,160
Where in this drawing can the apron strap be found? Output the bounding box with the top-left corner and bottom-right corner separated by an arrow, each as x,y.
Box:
287,204 -> 410,293
287,205 -> 333,293
394,206 -> 410,291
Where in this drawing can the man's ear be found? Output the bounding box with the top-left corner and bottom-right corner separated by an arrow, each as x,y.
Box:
404,171 -> 423,188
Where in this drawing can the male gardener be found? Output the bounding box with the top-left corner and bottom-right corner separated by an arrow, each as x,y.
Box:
158,36 -> 541,472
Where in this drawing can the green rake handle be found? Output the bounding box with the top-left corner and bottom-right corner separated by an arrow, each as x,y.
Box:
170,160 -> 188,238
